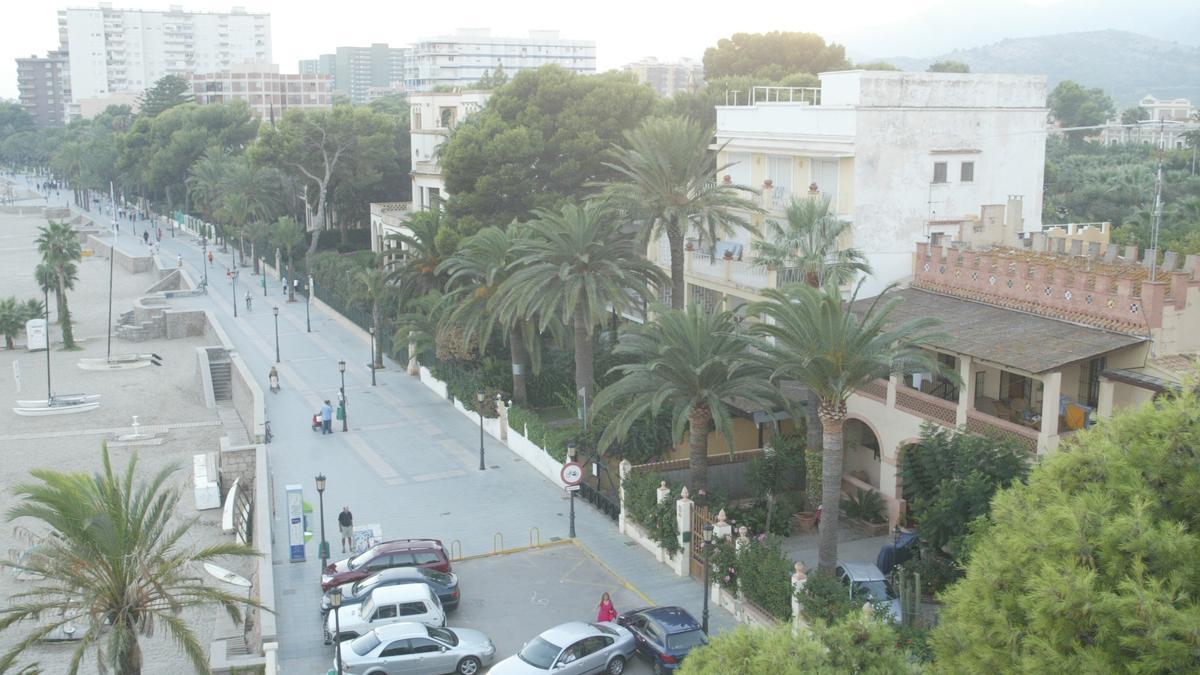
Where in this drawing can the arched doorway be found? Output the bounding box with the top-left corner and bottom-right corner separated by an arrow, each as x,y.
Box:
843,418 -> 882,490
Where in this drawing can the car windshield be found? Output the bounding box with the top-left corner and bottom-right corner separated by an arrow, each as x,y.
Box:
518,636 -> 562,670
856,580 -> 892,603
350,632 -> 381,656
666,629 -> 708,651
421,569 -> 453,585
351,573 -> 382,596
427,626 -> 459,646
359,598 -> 375,618
589,622 -> 618,636
347,547 -> 379,570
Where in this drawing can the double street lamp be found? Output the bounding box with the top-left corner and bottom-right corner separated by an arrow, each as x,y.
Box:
316,474 -> 329,568
273,306 -> 280,363
338,359 -> 348,432
330,586 -> 344,674
701,523 -> 714,634
476,392 -> 486,471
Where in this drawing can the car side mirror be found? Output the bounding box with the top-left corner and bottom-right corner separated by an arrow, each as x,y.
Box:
440,646 -> 448,652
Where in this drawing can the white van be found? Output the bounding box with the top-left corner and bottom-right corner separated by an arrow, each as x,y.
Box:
325,582 -> 445,644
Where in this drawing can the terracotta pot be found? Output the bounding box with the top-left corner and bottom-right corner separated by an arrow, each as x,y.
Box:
794,512 -> 818,532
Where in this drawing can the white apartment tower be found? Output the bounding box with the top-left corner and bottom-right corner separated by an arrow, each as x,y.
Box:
405,29 -> 594,91
58,3 -> 272,102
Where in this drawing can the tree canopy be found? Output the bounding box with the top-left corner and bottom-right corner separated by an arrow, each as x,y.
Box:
439,65 -> 657,234
0,102 -> 35,138
137,75 -> 195,117
702,31 -> 850,80
932,386 -> 1200,672
928,60 -> 970,73
1048,80 -> 1115,144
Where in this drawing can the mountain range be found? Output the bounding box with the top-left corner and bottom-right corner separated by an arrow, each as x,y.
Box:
882,30 -> 1200,108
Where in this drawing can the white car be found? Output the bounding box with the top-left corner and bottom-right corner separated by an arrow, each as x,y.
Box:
489,621 -> 635,675
337,622 -> 496,675
326,582 -> 445,644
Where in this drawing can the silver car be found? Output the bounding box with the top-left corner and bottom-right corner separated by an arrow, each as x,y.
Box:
336,622 -> 496,675
489,621 -> 635,675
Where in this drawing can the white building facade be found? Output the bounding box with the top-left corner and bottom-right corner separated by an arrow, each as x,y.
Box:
409,90 -> 491,212
405,29 -> 594,92
622,57 -> 703,97
189,63 -> 331,118
683,70 -> 1048,299
59,4 -> 271,102
1100,95 -> 1197,149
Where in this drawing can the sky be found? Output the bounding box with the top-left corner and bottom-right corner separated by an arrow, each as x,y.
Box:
2,0 -> 1196,101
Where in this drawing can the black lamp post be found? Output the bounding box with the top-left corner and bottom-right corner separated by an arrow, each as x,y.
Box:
305,274 -> 312,333
232,270 -> 238,318
338,359 -> 347,432
702,523 -> 713,634
330,586 -> 343,673
368,325 -> 376,386
273,306 -> 280,363
316,474 -> 328,568
201,237 -> 209,288
566,441 -> 577,538
476,392 -> 486,471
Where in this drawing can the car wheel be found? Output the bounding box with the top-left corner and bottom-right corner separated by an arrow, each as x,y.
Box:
653,661 -> 668,675
606,655 -> 626,675
456,656 -> 481,675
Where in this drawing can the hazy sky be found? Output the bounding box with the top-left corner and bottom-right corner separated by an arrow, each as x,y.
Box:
2,0 -> 1196,101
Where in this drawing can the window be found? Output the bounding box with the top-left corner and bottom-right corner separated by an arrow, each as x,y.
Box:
388,552 -> 416,567
408,638 -> 442,654
398,601 -> 428,616
1079,357 -> 1106,408
366,555 -> 394,571
380,640 -> 411,657
960,161 -> 975,182
811,158 -> 839,205
372,604 -> 397,620
411,550 -> 442,565
580,636 -> 612,655
932,162 -> 948,183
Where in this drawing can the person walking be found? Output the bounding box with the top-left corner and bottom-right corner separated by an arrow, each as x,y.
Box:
281,276 -> 288,296
268,366 -> 280,393
338,506 -> 354,553
596,592 -> 617,622
245,290 -> 253,312
320,400 -> 333,434
142,230 -> 149,245
207,250 -> 214,267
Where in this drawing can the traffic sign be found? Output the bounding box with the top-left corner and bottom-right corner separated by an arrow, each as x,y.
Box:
565,485 -> 580,492
560,461 -> 583,486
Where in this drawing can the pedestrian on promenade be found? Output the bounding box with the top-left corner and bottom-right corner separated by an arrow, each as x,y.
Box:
142,230 -> 149,245
338,507 -> 354,553
177,255 -> 183,268
596,592 -> 617,622
282,277 -> 288,295
321,400 -> 333,434
207,250 -> 214,266
268,366 -> 280,393
156,227 -> 162,241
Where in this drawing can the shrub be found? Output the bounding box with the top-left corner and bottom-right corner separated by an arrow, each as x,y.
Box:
801,571 -> 857,624
622,470 -> 681,555
840,488 -> 886,524
735,536 -> 794,620
708,538 -> 739,591
506,405 -> 579,462
718,498 -> 795,538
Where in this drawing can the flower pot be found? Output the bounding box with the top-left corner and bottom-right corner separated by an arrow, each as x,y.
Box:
723,252 -> 734,260
794,511 -> 818,532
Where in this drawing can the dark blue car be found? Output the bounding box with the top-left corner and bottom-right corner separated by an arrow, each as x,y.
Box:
616,606 -> 708,673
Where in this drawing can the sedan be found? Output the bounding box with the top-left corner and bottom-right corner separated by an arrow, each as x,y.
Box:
489,621 -> 635,675
617,606 -> 707,673
337,622 -> 496,675
322,567 -> 461,615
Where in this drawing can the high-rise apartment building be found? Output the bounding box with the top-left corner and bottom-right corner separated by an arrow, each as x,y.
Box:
16,51 -> 70,127
405,29 -> 594,91
299,44 -> 409,104
58,3 -> 271,102
622,57 -> 703,97
189,62 -> 332,119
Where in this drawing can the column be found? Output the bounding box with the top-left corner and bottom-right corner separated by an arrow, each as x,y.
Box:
1038,370 -> 1062,455
674,488 -> 693,576
956,355 -> 973,427
887,374 -> 898,409
1097,377 -> 1115,419
618,459 -> 632,535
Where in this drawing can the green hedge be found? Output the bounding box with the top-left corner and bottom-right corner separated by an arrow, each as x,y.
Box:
507,404 -> 577,462
734,536 -> 795,621
623,470 -> 681,556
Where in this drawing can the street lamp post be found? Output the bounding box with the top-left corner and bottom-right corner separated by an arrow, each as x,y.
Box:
330,587 -> 343,674
316,474 -> 328,568
701,523 -> 713,634
201,237 -> 208,288
566,442 -> 577,538
338,360 -> 347,432
306,274 -> 313,333
262,259 -> 267,297
476,392 -> 486,471
232,270 -> 238,318
368,326 -> 376,386
273,306 -> 280,363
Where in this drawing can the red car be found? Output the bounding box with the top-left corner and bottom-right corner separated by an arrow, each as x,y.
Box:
321,539 -> 451,591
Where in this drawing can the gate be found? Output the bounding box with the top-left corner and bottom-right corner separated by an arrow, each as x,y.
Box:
688,505 -> 713,578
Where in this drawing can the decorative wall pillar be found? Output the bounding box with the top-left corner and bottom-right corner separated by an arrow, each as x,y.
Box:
673,487 -> 692,576
1097,378 -> 1115,419
956,355 -> 974,427
1038,370 -> 1062,455
618,459 -> 632,534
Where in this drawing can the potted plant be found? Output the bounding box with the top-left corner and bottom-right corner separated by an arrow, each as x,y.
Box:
685,241 -> 695,252
840,488 -> 890,536
793,444 -> 822,532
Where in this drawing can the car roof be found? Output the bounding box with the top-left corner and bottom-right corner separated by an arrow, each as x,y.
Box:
376,539 -> 444,552
540,621 -> 601,646
371,622 -> 431,640
838,561 -> 886,582
362,567 -> 430,583
639,606 -> 701,634
369,583 -> 437,602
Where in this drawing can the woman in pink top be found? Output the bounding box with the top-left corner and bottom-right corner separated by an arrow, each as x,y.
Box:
596,592 -> 617,622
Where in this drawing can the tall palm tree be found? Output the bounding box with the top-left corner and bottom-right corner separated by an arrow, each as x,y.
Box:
34,221 -> 81,349
187,149 -> 233,251
271,216 -> 306,303
353,256 -> 392,370
438,226 -> 543,403
593,307 -> 777,492
601,116 -> 761,309
497,203 -> 666,405
752,194 -> 874,467
0,445 -> 260,675
384,208 -> 452,298
749,282 -> 947,572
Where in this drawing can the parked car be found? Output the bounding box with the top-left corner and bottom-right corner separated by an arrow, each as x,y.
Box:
489,621 -> 635,675
616,606 -> 707,673
336,622 -> 495,675
835,562 -> 902,621
326,583 -> 446,644
322,539 -> 451,591
322,567 -> 461,615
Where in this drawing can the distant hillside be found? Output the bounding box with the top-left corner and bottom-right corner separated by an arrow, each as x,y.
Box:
885,30 -> 1200,107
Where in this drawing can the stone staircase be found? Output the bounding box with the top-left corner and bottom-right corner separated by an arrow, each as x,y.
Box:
209,355 -> 232,401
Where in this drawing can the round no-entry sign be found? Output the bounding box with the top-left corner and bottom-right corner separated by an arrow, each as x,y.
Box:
561,462 -> 583,486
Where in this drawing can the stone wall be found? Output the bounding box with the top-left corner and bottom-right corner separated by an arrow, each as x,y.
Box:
229,352 -> 265,444
85,233 -> 155,275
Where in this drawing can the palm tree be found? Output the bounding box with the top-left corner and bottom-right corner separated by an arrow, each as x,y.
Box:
34,221 -> 81,349
749,282 -> 948,572
497,203 -> 666,405
601,116 -> 761,309
187,149 -> 233,251
353,257 -> 392,370
384,208 -> 452,298
0,298 -> 45,349
752,194 -> 874,467
0,445 -> 260,675
593,307 -> 777,492
271,216 -> 306,303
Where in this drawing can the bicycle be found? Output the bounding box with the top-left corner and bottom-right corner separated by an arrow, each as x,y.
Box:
245,293 -> 253,312
264,420 -> 273,444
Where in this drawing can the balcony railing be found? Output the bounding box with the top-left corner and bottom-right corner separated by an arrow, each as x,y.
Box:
894,386 -> 957,427
965,410 -> 1038,453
